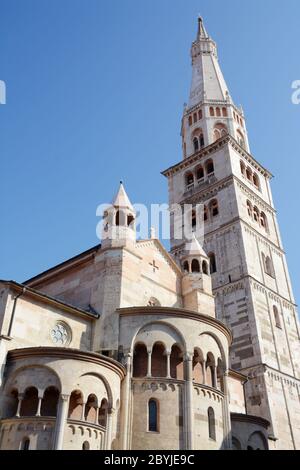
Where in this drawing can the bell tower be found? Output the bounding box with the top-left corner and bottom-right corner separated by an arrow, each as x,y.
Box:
163,17 -> 300,450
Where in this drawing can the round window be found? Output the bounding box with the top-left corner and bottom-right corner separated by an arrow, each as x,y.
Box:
50,322 -> 71,346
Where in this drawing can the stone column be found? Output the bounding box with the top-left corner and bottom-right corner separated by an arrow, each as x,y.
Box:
166,351 -> 171,379
221,371 -> 232,450
54,394 -> 70,450
105,409 -> 114,450
16,393 -> 24,417
81,402 -> 86,421
147,349 -> 152,378
36,395 -> 43,417
184,353 -> 194,450
121,353 -> 132,450
201,362 -> 206,385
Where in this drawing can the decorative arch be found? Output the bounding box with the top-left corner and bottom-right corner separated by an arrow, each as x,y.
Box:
133,343 -> 148,378
79,372 -> 113,410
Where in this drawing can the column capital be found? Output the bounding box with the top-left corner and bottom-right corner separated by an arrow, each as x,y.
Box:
184,352 -> 193,362
61,394 -> 70,402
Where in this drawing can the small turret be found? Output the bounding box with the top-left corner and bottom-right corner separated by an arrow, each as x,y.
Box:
181,234 -> 215,317
101,182 -> 136,249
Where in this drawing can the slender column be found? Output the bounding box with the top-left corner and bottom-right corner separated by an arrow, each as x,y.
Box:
147,349 -> 152,378
96,407 -> 100,425
121,353 -> 132,450
213,366 -> 218,389
221,371 -> 232,450
105,409 -> 114,450
201,362 -> 206,385
184,353 -> 194,450
54,394 -> 70,450
166,351 -> 171,379
81,402 -> 86,421
16,393 -> 24,417
36,395 -> 43,417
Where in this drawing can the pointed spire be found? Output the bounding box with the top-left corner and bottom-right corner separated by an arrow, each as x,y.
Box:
184,234 -> 208,258
112,181 -> 134,212
197,16 -> 209,40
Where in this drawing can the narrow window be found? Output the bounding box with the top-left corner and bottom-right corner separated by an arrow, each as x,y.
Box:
198,109 -> 203,120
193,137 -> 199,152
191,259 -> 200,273
208,407 -> 216,440
216,107 -> 221,117
253,207 -> 259,223
204,206 -> 208,222
206,160 -> 214,175
196,166 -> 204,180
247,200 -> 253,217
148,399 -> 158,432
253,173 -> 260,189
202,261 -> 208,275
199,134 -> 205,148
210,200 -> 219,217
210,107 -> 215,117
82,441 -> 90,450
21,438 -> 30,450
222,107 -> 227,117
188,115 -> 193,126
273,306 -> 281,329
193,113 -> 197,123
183,261 -> 189,273
192,210 -> 196,230
240,161 -> 246,176
209,253 -> 217,274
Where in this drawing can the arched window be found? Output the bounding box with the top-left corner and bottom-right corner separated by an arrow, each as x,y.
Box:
115,210 -> 120,226
133,343 -> 148,378
260,212 -> 268,230
170,345 -> 184,380
98,398 -> 108,427
204,206 -> 208,222
148,399 -> 158,432
214,129 -> 220,142
188,115 -> 193,126
21,437 -> 30,451
240,161 -> 246,176
246,167 -> 253,182
216,107 -> 221,117
68,390 -> 84,420
183,261 -> 189,273
85,394 -> 98,423
193,137 -> 199,152
237,130 -> 245,148
253,173 -> 260,189
193,348 -> 205,383
191,259 -> 200,273
222,107 -> 227,117
127,214 -> 135,227
208,407 -> 216,440
209,199 -> 219,217
41,387 -> 59,417
247,200 -> 253,217
186,172 -> 194,188
196,166 -> 204,181
264,255 -> 274,278
193,113 -> 197,123
209,107 -> 215,117
273,306 -> 281,329
6,389 -> 18,418
192,210 -> 196,231
206,160 -> 214,175
209,253 -> 217,274
198,109 -> 203,120
253,206 -> 260,223
151,343 -> 167,377
199,133 -> 205,148
20,387 -> 39,417
213,123 -> 227,142
202,260 -> 209,275
82,441 -> 90,450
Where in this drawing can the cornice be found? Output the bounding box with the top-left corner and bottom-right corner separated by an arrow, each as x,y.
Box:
230,412 -> 270,429
7,347 -> 126,380
162,136 -> 272,179
117,306 -> 233,345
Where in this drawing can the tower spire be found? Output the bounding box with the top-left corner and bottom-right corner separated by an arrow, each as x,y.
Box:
197,16 -> 209,40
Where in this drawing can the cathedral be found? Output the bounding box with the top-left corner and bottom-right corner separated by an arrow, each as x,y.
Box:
0,17 -> 299,451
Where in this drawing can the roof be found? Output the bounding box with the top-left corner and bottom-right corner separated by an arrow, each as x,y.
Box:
0,280 -> 100,320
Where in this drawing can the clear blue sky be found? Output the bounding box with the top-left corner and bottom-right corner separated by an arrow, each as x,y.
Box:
0,0 -> 299,305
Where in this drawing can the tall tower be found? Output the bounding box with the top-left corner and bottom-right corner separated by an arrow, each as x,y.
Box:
163,17 -> 300,450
